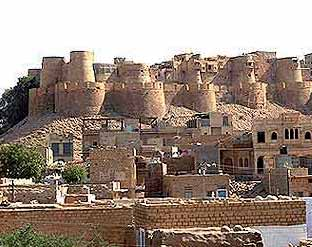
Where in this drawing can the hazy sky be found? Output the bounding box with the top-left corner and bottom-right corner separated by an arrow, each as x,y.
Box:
1,0 -> 312,89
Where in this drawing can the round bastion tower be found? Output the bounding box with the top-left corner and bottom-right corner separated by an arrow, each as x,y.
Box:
55,51 -> 105,116
187,70 -> 217,112
108,62 -> 167,118
293,63 -> 311,107
193,82 -> 217,112
68,51 -> 95,83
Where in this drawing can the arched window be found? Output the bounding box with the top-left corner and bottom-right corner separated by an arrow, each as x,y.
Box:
244,158 -> 249,167
290,129 -> 294,139
295,129 -> 299,139
271,132 -> 277,141
239,158 -> 243,167
305,131 -> 311,140
285,129 -> 289,139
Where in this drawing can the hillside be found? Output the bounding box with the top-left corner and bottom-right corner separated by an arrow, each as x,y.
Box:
0,102 -> 305,157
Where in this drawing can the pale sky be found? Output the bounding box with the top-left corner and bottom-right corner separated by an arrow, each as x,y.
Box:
1,0 -> 312,90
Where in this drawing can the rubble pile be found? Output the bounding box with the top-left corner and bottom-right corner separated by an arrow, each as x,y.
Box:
147,226 -> 264,247
298,239 -> 312,247
229,180 -> 260,197
217,102 -> 300,131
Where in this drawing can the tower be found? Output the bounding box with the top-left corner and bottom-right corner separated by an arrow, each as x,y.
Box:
68,51 -> 95,83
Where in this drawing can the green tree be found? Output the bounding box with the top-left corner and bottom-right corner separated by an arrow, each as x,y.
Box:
0,76 -> 39,134
62,164 -> 87,184
0,144 -> 46,180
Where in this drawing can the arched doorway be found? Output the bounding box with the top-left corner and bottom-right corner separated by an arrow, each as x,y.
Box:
257,156 -> 264,174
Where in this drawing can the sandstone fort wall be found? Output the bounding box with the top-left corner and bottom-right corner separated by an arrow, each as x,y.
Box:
55,81 -> 105,116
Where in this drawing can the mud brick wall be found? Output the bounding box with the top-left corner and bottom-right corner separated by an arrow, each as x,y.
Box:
134,199 -> 306,229
0,206 -> 133,245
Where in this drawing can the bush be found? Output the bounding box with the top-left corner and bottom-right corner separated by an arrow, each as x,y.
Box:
0,144 -> 46,180
0,225 -> 76,247
62,164 -> 87,184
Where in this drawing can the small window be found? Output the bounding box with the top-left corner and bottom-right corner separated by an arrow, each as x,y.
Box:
308,179 -> 312,183
290,129 -> 294,139
184,190 -> 193,199
216,189 -> 228,198
285,129 -> 289,139
239,158 -> 243,167
244,158 -> 249,167
51,143 -> 60,156
223,116 -> 229,127
305,132 -> 311,140
257,131 -> 265,143
201,118 -> 210,127
271,132 -> 277,141
206,191 -> 213,197
63,143 -> 73,156
280,145 -> 288,155
92,141 -> 98,146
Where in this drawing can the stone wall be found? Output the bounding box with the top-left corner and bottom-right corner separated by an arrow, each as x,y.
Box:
28,86 -> 55,116
89,147 -> 136,196
134,199 -> 306,229
65,184 -> 114,199
0,206 -> 133,245
0,185 -> 56,204
146,227 -> 264,247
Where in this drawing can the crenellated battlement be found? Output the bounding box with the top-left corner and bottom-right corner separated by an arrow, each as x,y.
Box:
110,81 -> 164,91
55,81 -> 105,91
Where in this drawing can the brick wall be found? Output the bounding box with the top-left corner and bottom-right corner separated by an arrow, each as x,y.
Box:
0,199 -> 306,245
0,206 -> 133,245
134,199 -> 305,229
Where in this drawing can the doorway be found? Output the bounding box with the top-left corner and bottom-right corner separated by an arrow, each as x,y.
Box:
257,156 -> 264,174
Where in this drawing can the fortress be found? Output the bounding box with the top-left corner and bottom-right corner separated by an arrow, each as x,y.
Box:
28,50 -> 312,119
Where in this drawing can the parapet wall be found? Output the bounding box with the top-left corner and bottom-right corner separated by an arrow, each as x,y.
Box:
0,198 -> 305,245
0,206 -> 133,245
134,199 -> 305,229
